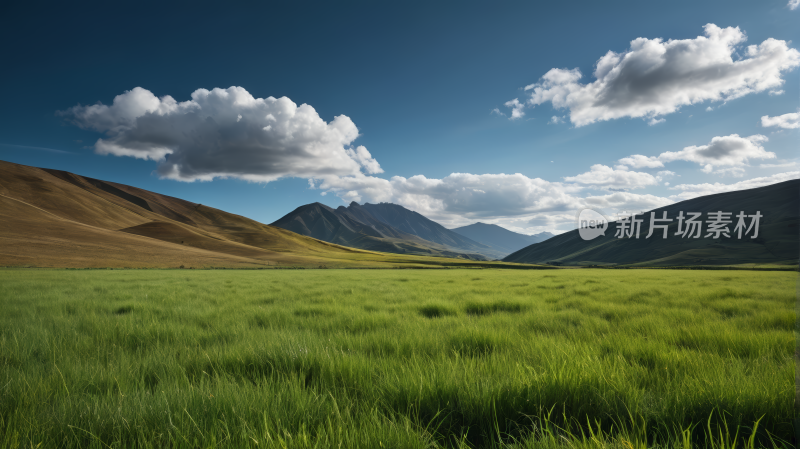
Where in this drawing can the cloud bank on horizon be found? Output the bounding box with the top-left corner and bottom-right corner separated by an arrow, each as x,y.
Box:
504,24 -> 800,126
61,22 -> 800,235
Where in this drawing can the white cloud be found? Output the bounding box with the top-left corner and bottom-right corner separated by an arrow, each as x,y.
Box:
620,134 -> 774,176
618,154 -> 664,169
761,111 -> 800,129
62,86 -> 380,182
548,115 -> 566,124
669,171 -> 800,200
517,24 -> 800,127
564,164 -> 659,190
648,118 -> 665,126
789,0 -> 800,10
768,89 -> 785,96
491,108 -> 506,117
345,146 -> 383,174
658,134 -> 773,172
316,174 -> 393,205
317,172 -> 581,222
504,98 -> 525,120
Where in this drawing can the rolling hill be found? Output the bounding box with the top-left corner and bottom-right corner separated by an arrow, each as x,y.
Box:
451,222 -> 554,257
272,202 -> 504,259
503,179 -> 799,267
0,160 -> 537,269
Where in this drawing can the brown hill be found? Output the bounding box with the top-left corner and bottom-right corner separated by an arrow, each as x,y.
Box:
0,160 -> 535,269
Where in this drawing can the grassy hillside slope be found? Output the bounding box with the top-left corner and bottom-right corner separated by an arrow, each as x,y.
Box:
504,179 -> 799,267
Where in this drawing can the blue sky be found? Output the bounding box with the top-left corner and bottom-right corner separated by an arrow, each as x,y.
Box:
1,0 -> 798,233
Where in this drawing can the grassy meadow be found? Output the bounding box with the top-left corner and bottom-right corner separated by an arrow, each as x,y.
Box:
0,268 -> 795,448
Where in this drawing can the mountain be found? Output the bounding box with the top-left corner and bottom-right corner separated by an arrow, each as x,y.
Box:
0,159 -> 529,268
503,179 -> 799,267
271,202 -> 498,260
358,203 -> 505,259
451,222 -> 554,257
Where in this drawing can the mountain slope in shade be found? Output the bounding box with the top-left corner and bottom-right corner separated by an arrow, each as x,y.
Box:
271,202 -> 492,260
503,179 -> 799,266
358,203 -> 505,259
0,159 -> 530,268
451,222 -> 554,257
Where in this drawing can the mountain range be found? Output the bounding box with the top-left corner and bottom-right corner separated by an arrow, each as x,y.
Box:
503,179 -> 799,267
271,202 -> 507,260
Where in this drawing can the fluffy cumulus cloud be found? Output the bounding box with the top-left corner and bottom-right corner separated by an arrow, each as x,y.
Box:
790,0 -> 800,10
761,111 -> 800,129
658,134 -> 773,172
618,134 -> 775,175
61,86 -> 381,182
669,171 -> 800,200
504,99 -> 525,120
513,24 -> 800,126
564,164 -> 659,190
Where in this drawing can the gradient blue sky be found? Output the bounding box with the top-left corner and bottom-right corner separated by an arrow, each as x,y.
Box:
1,0 -> 798,233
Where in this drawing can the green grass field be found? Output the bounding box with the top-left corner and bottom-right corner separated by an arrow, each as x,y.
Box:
0,269 -> 795,448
